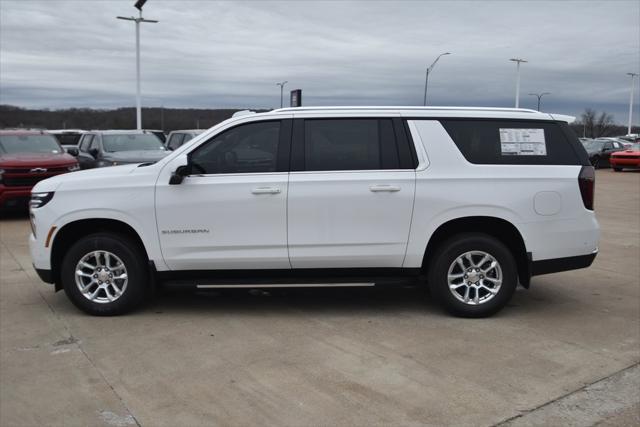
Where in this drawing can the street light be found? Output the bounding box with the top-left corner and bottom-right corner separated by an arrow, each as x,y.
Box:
423,52 -> 450,106
627,72 -> 638,135
276,81 -> 288,108
528,92 -> 551,111
509,58 -> 528,108
117,1 -> 158,130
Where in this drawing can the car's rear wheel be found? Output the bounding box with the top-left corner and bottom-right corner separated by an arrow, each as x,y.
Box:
61,233 -> 148,315
428,233 -> 517,318
591,156 -> 600,168
613,167 -> 622,172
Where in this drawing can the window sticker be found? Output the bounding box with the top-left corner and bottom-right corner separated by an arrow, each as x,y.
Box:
499,128 -> 547,156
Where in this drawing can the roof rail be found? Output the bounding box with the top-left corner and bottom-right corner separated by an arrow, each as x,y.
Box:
232,110 -> 257,118
271,106 -> 541,114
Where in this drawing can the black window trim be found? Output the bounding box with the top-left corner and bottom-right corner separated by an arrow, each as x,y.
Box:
290,117 -> 418,173
185,118 -> 292,176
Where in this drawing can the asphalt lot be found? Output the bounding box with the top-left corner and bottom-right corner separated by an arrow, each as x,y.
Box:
1,169 -> 638,427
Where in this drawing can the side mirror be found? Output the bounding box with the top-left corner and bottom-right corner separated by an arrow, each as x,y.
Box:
66,147 -> 79,156
89,148 -> 99,158
169,154 -> 190,185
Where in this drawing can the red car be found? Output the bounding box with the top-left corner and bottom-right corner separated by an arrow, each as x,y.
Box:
610,143 -> 640,172
0,130 -> 79,211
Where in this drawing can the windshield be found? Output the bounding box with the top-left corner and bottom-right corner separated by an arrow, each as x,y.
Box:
0,134 -> 63,155
53,133 -> 83,146
583,140 -> 604,150
102,134 -> 165,152
629,143 -> 640,151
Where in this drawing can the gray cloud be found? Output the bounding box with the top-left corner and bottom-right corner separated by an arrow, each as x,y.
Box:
1,0 -> 638,123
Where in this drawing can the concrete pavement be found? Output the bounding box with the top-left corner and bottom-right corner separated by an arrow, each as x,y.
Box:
1,169 -> 638,426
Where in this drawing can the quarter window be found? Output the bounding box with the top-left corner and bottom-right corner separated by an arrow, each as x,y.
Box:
303,119 -> 400,171
190,121 -> 281,174
440,120 -> 582,165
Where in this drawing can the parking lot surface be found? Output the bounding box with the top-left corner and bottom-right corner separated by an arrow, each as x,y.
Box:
1,170 -> 638,426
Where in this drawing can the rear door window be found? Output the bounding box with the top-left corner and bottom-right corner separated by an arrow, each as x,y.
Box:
440,119 -> 582,165
301,119 -> 400,171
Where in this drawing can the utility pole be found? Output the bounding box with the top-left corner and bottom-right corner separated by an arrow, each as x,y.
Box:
528,92 -> 551,111
117,0 -> 158,130
627,72 -> 638,135
509,58 -> 528,108
276,81 -> 288,108
423,52 -> 451,106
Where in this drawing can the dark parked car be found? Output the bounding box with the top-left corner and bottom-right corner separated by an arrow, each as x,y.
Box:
49,129 -> 86,154
145,129 -> 167,143
75,130 -> 169,169
582,138 -> 627,168
165,129 -> 205,150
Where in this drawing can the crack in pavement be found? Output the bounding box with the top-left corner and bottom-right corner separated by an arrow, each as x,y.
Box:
1,239 -> 142,427
493,362 -> 640,426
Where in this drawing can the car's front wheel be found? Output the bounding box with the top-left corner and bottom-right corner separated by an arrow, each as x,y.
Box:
60,233 -> 148,315
428,233 -> 518,318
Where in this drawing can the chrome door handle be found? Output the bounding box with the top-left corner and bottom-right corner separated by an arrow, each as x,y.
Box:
369,184 -> 401,192
251,187 -> 281,195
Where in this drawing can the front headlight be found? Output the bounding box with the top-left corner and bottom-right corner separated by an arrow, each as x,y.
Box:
30,192 -> 55,209
67,164 -> 80,172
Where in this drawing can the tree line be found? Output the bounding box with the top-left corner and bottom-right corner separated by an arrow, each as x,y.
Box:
1,104 -> 636,138
0,105 -> 267,132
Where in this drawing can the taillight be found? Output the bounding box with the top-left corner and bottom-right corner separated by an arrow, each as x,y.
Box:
578,166 -> 595,210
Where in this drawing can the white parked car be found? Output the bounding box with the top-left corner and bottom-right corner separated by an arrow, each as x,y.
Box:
165,129 -> 205,151
29,107 -> 599,317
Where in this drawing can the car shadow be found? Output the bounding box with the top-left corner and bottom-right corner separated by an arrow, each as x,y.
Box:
136,280 -> 576,319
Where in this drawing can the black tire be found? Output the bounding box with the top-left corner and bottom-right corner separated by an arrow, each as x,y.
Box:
60,233 -> 148,315
613,167 -> 623,172
591,156 -> 600,169
427,233 -> 518,318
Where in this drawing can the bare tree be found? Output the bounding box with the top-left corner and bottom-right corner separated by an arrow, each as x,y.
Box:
579,108 -> 615,138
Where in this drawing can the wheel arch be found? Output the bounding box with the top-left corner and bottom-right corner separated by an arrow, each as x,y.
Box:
422,216 -> 531,287
50,218 -> 150,291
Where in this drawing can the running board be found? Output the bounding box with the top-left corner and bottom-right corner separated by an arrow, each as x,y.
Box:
195,282 -> 375,289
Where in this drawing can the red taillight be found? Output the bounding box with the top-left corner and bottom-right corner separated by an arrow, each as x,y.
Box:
578,166 -> 595,210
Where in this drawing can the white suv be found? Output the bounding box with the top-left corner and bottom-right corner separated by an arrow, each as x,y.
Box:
29,107 -> 599,317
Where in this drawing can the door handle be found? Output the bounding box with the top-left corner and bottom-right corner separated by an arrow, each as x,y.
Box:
251,187 -> 281,195
369,184 -> 401,192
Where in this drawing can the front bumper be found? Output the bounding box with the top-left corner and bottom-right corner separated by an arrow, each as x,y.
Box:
33,265 -> 54,283
610,157 -> 640,169
0,185 -> 31,209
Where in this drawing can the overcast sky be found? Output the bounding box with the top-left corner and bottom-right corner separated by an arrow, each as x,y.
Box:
1,0 -> 639,123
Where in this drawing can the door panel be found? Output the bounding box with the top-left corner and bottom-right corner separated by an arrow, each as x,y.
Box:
288,170 -> 416,268
155,173 -> 290,270
155,118 -> 292,271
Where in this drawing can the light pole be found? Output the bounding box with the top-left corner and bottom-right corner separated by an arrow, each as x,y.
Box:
528,92 -> 551,111
117,0 -> 158,130
423,52 -> 450,106
276,81 -> 288,108
627,72 -> 638,135
510,58 -> 528,108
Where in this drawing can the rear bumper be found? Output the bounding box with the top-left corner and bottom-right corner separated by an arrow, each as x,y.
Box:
530,252 -> 597,276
